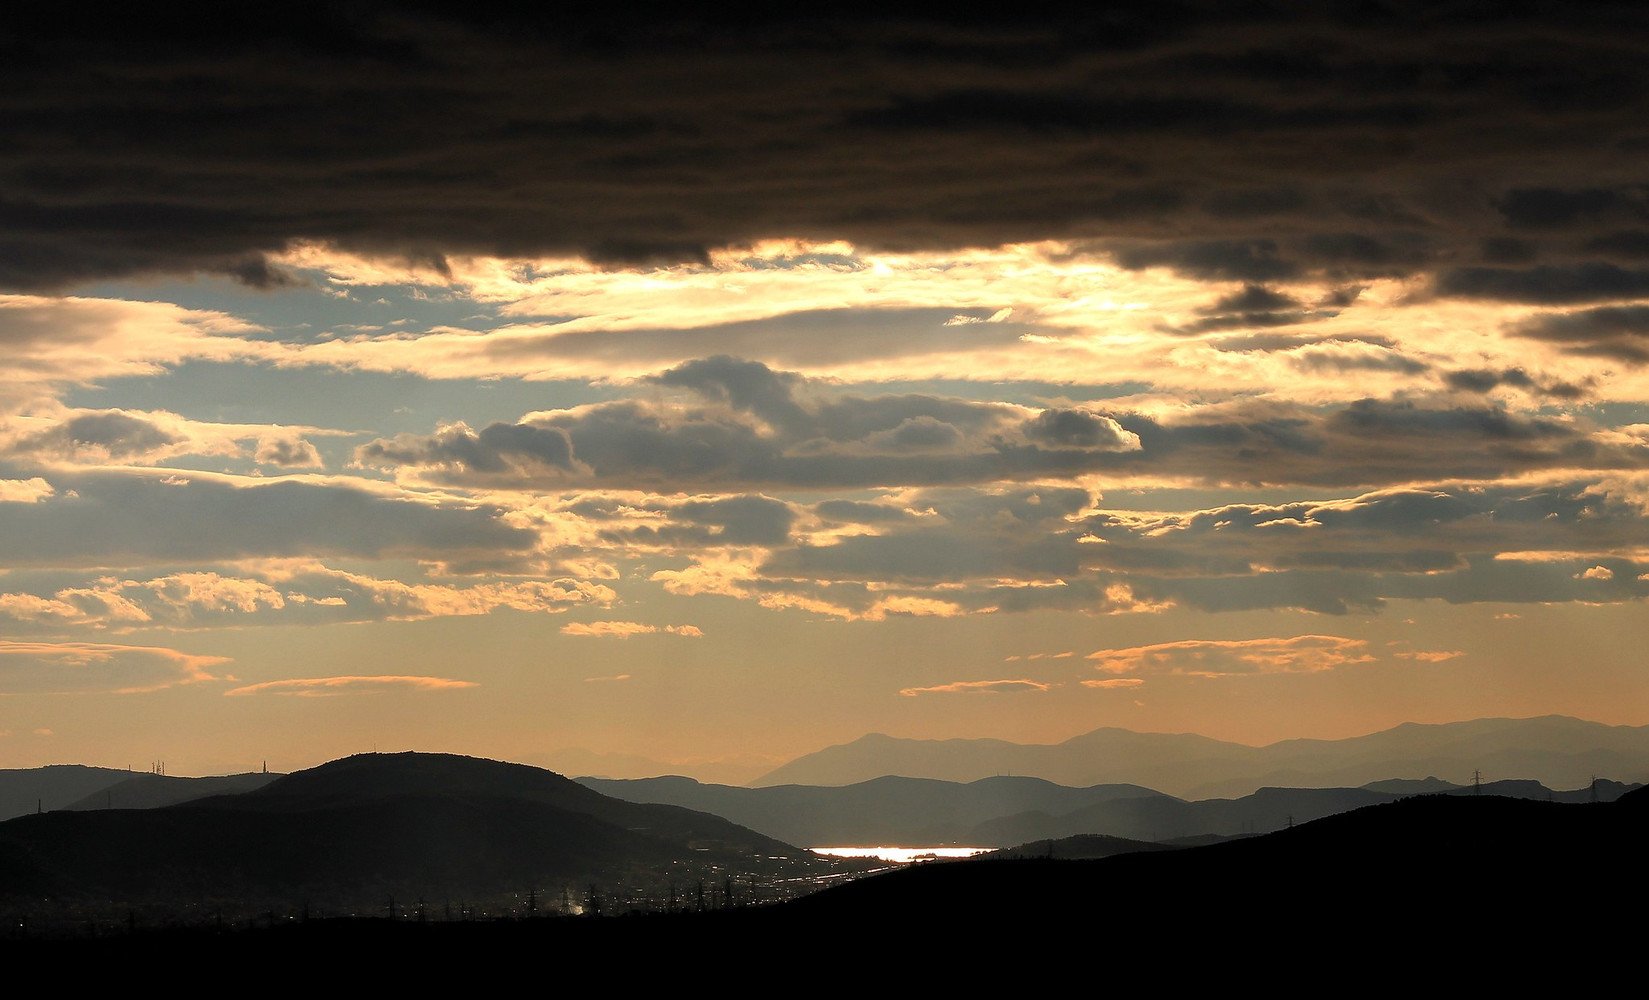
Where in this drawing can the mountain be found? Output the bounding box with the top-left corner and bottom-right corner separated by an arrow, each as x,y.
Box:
577,773 -> 1167,845
584,768 -> 1642,846
753,729 -> 1246,791
0,752 -> 839,921
0,765 -> 136,821
524,748 -> 773,786
754,715 -> 1649,797
61,772 -> 281,812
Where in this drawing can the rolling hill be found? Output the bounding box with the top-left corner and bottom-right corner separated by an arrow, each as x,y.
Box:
0,765 -> 141,821
0,751 -> 841,922
61,772 -> 280,812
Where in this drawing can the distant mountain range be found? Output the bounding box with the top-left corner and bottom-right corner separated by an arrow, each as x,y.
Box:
0,766 -> 280,822
583,772 -> 1639,846
752,715 -> 1649,797
580,773 -> 1160,844
62,772 -> 281,812
0,752 -> 841,922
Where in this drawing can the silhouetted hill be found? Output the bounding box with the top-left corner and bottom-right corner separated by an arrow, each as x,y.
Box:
0,765 -> 136,821
0,752 -> 838,922
775,791 -> 1649,952
755,716 -> 1649,797
968,785 -> 1396,844
11,791 -> 1646,979
62,772 -> 280,812
1361,776 -> 1462,794
578,773 -> 1166,845
990,833 -> 1169,860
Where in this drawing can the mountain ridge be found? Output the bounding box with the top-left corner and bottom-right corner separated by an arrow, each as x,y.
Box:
752,715 -> 1649,796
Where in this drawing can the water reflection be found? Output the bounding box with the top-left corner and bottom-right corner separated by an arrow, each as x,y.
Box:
809,846 -> 993,864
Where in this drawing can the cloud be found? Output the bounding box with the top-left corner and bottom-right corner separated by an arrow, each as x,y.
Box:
11,411 -> 182,460
1510,305 -> 1649,364
358,361 -> 1649,493
223,676 -> 477,697
12,8 -> 1648,313
583,674 -> 633,683
0,295 -> 264,399
898,678 -> 1053,697
0,407 -> 348,468
0,565 -> 615,632
1578,565 -> 1615,580
626,476 -> 1649,619
358,357 -> 1141,490
1392,650 -> 1465,662
1081,677 -> 1148,689
560,621 -> 702,638
0,468 -> 538,569
0,477 -> 53,502
255,435 -> 323,468
0,640 -> 228,694
1085,636 -> 1373,679
1441,368 -> 1586,399
1435,264 -> 1649,304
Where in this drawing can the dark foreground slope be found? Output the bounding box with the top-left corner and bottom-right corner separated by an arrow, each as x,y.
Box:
7,788 -> 1643,990
0,752 -> 840,922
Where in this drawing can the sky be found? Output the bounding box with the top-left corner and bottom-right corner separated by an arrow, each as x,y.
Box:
3,5 -> 1649,781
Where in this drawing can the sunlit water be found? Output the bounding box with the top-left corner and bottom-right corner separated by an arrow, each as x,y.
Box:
810,846 -> 995,864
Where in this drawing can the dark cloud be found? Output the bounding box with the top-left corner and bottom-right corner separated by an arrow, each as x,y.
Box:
813,499 -> 915,524
361,358 -> 1649,491
1167,282 -> 1329,335
358,422 -> 581,477
1101,399 -> 1645,488
1495,188 -> 1649,230
358,358 -> 1140,489
650,357 -> 810,436
0,469 -> 537,568
1205,285 -> 1301,313
1111,239 -> 1299,283
738,481 -> 1649,616
1026,408 -> 1133,448
556,492 -> 800,550
8,5 -> 1649,287
1442,367 -> 1588,399
1583,231 -> 1649,259
1479,237 -> 1538,264
672,495 -> 795,543
254,436 -> 324,468
12,412 -> 179,458
1510,304 -> 1649,363
1435,264 -> 1649,303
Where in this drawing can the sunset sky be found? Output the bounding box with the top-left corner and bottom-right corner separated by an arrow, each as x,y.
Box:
3,6 -> 1648,780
